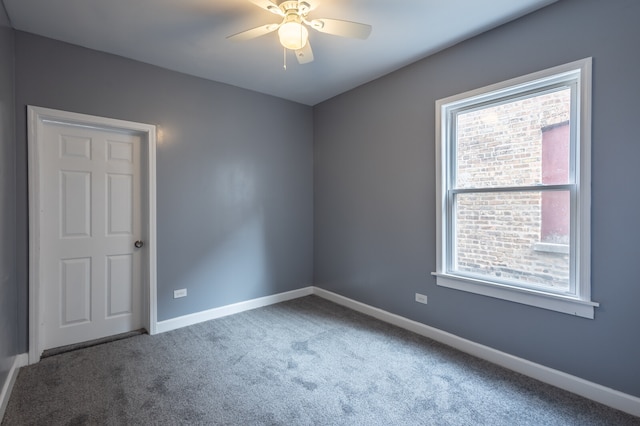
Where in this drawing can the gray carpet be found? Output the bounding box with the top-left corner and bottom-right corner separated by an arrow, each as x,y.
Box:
3,296 -> 639,425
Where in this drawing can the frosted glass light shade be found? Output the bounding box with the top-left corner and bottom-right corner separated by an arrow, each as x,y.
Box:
278,22 -> 308,50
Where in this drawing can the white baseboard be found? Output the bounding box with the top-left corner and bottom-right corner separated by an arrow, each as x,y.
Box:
312,287 -> 640,418
0,353 -> 28,422
155,287 -> 314,334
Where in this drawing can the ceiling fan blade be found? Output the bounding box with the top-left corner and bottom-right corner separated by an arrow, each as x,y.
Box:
249,0 -> 284,16
308,18 -> 372,39
227,24 -> 279,41
295,41 -> 314,64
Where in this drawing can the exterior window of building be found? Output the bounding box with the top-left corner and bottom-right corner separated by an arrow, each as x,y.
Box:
434,58 -> 598,318
538,121 -> 570,249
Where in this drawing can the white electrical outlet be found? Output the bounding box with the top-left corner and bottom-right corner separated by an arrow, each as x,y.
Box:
415,293 -> 428,304
174,288 -> 187,299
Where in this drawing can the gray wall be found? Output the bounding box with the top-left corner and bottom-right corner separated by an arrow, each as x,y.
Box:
14,32 -> 313,330
0,7 -> 17,392
314,0 -> 640,397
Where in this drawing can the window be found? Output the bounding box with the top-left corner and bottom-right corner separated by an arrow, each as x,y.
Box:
434,58 -> 598,318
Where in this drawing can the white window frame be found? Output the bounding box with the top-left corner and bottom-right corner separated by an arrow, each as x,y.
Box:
433,58 -> 598,319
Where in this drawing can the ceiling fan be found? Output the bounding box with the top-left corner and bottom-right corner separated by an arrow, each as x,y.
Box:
227,0 -> 372,65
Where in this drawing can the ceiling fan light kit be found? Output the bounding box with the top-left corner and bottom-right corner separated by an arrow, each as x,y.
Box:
228,0 -> 372,65
278,18 -> 308,50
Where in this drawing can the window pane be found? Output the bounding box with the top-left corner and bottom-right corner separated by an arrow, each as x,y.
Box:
453,191 -> 570,291
455,88 -> 571,189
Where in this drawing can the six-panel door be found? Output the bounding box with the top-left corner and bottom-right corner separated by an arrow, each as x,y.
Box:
41,122 -> 143,350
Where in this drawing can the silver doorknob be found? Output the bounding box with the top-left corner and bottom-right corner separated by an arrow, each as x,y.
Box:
134,240 -> 144,248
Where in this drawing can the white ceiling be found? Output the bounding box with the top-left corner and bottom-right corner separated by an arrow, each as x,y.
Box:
2,0 -> 556,106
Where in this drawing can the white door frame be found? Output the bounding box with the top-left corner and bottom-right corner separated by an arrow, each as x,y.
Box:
27,105 -> 158,364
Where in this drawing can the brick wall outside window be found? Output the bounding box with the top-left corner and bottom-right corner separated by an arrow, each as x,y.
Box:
454,90 -> 571,289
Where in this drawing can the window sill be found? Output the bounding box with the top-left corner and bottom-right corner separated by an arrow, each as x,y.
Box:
431,272 -> 598,319
533,242 -> 569,254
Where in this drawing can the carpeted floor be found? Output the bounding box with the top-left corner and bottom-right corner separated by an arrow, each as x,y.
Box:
3,296 -> 639,425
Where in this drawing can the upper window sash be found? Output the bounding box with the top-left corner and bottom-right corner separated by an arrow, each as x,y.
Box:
446,82 -> 579,191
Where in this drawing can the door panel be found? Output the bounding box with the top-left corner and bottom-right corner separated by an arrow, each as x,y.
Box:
60,134 -> 91,160
107,174 -> 134,235
60,171 -> 92,238
60,257 -> 91,325
106,254 -> 134,317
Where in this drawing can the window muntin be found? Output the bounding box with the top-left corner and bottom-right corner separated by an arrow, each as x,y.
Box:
434,58 -> 597,318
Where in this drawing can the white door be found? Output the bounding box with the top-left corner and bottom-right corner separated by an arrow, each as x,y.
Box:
40,121 -> 144,350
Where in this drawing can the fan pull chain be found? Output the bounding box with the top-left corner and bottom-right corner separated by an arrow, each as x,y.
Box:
283,47 -> 287,70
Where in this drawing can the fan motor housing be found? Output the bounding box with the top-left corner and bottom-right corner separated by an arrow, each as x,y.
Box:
279,1 -> 311,16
